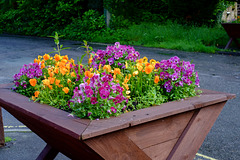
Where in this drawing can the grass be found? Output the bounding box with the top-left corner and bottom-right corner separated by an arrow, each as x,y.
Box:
4,136 -> 13,143
92,21 -> 230,53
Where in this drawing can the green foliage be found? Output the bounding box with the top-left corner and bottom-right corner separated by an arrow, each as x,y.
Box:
61,10 -> 106,41
4,136 -> 13,143
0,0 -> 86,36
104,0 -> 169,23
93,21 -> 229,53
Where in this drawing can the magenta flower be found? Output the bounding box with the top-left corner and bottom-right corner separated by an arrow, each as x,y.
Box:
99,87 -> 110,99
111,107 -> 117,113
85,86 -> 93,97
90,97 -> 98,104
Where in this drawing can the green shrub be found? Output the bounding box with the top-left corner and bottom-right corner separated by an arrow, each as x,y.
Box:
62,10 -> 106,41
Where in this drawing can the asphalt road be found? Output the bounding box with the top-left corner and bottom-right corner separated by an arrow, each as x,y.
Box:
0,34 -> 239,160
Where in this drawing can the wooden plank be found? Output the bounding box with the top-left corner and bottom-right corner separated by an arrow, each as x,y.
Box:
143,138 -> 178,160
0,89 -> 102,159
36,144 -> 59,160
0,88 -> 90,140
0,107 -> 5,147
82,89 -> 230,139
84,130 -> 151,160
168,101 -> 227,160
125,111 -> 194,149
0,83 -> 13,89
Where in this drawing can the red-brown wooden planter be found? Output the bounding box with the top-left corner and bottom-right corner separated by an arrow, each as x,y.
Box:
0,83 -> 235,160
221,23 -> 240,49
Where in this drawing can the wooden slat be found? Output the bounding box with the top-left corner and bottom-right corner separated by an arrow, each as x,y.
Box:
0,107 -> 5,147
0,88 -> 102,159
168,101 -> 226,160
84,130 -> 151,160
0,83 -> 13,89
125,111 -> 194,149
0,88 -> 90,139
143,138 -> 178,160
82,89 -> 230,139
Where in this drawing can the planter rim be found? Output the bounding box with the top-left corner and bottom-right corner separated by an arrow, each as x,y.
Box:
0,83 -> 235,140
221,23 -> 240,25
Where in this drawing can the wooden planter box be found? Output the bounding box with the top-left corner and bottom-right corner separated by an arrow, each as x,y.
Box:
0,84 -> 235,160
221,23 -> 240,49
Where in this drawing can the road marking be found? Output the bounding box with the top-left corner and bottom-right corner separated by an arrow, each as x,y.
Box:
4,125 -> 27,128
196,153 -> 217,160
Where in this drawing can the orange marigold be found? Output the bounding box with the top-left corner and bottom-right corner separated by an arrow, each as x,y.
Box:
34,91 -> 40,97
60,67 -> 67,75
63,55 -> 68,60
54,54 -> 61,61
43,54 -> 50,60
103,65 -> 111,72
70,72 -> 76,77
55,79 -> 60,86
41,63 -> 45,69
62,87 -> 69,94
29,79 -> 37,87
114,68 -> 121,75
85,71 -> 94,78
154,76 -> 160,84
145,65 -> 154,74
34,58 -> 40,64
48,77 -> 55,84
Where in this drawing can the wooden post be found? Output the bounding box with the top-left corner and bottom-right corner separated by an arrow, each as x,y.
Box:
0,107 -> 5,147
36,144 -> 59,160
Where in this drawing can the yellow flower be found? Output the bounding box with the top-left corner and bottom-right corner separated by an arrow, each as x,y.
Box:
38,55 -> 42,60
126,91 -> 131,95
136,63 -> 143,71
143,57 -> 148,63
29,79 -> 37,87
42,79 -> 50,86
62,87 -> 69,94
133,71 -> 139,77
150,59 -> 156,66
67,79 -> 71,83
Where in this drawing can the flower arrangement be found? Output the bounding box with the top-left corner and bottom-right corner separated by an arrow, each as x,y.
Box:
13,34 -> 200,120
231,16 -> 240,23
